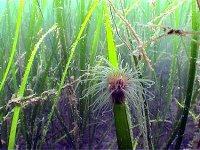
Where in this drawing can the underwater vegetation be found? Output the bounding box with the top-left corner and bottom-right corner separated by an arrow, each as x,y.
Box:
0,0 -> 200,149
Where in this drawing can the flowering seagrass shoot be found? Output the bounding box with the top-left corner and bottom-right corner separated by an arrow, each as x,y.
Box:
0,0 -> 199,149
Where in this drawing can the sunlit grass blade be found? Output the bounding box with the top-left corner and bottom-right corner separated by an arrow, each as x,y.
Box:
8,25 -> 57,149
90,3 -> 103,65
0,0 -> 198,149
103,1 -> 133,149
40,0 -> 99,143
0,0 -> 24,93
103,1 -> 118,69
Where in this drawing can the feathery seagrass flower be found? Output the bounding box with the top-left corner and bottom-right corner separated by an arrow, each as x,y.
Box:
85,58 -> 153,113
84,58 -> 154,148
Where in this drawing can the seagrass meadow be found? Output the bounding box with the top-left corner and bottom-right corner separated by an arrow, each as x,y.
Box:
0,0 -> 200,149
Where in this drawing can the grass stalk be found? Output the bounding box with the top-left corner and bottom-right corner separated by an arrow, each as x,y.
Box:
0,0 -> 24,93
55,0 -> 68,72
111,2 -> 153,149
113,103 -> 133,149
89,3 -> 103,66
174,0 -> 200,148
88,3 -> 104,147
103,1 -> 133,149
0,0 -> 198,149
8,25 -> 57,149
40,0 -> 99,144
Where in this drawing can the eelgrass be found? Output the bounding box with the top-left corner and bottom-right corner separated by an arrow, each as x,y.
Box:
55,0 -> 67,72
174,0 -> 200,148
88,2 -> 104,148
83,1 -> 153,149
40,0 -> 99,145
108,1 -> 154,149
85,58 -> 154,149
90,2 -> 103,66
103,1 -> 133,148
8,25 -> 57,149
163,0 -> 200,149
0,0 -> 24,93
0,0 -> 198,149
0,1 -> 24,147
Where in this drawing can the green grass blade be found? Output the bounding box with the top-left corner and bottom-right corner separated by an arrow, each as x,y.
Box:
40,0 -> 99,142
8,25 -> 57,149
113,103 -> 134,149
55,0 -> 67,71
90,3 -> 103,65
24,0 -> 38,64
103,1 -> 133,149
59,0 -> 99,99
0,0 -> 24,93
17,25 -> 57,97
103,0 -> 118,69
175,0 -> 200,148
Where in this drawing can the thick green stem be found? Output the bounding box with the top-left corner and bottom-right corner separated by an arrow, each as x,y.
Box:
174,0 -> 200,148
112,2 -> 152,148
175,43 -> 199,145
175,38 -> 198,148
103,1 -> 134,149
113,102 -> 133,149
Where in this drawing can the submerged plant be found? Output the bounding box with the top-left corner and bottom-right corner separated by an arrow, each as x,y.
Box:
91,2 -> 154,149
84,59 -> 154,149
8,25 -> 58,149
174,0 -> 200,148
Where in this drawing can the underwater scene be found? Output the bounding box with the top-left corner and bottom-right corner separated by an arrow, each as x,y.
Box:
0,0 -> 200,149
